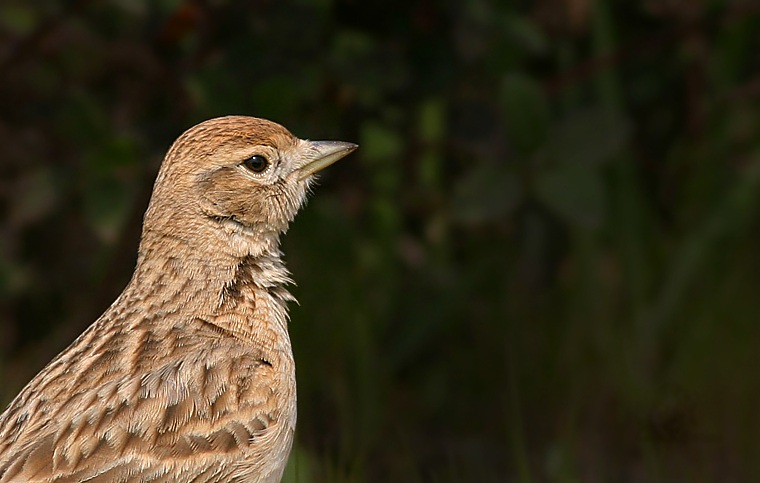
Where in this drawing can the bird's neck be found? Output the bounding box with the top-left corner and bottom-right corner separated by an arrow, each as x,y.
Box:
114,232 -> 295,345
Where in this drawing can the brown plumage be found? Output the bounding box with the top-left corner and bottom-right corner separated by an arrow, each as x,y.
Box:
0,116 -> 357,482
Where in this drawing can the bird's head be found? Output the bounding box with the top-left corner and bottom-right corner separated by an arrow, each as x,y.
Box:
141,116 -> 357,260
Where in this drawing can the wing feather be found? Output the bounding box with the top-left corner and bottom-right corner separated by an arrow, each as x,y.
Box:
0,323 -> 284,483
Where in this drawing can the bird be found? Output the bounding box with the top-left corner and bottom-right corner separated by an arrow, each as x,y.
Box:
0,116 -> 357,482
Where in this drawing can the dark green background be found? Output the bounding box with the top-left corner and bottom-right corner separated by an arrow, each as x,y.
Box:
2,1 -> 760,481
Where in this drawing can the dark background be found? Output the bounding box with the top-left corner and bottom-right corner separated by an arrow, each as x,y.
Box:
2,0 -> 760,481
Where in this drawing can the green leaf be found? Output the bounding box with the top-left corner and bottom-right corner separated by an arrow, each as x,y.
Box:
504,15 -> 548,56
500,73 -> 549,155
82,178 -> 132,244
360,122 -> 403,163
545,107 -> 631,167
281,445 -> 314,483
452,163 -> 522,223
251,77 -> 300,121
82,137 -> 139,243
535,165 -> 605,229
0,4 -> 38,35
418,98 -> 445,143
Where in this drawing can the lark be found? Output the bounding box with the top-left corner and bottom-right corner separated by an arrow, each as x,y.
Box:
0,116 -> 357,482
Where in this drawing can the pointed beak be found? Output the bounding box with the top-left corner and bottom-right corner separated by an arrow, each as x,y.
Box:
297,141 -> 358,181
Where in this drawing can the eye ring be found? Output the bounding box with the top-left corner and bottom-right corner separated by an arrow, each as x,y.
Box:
242,155 -> 269,173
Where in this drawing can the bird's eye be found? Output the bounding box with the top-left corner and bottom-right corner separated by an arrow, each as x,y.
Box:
243,155 -> 269,173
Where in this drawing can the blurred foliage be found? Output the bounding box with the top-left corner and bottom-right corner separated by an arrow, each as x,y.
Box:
2,0 -> 760,481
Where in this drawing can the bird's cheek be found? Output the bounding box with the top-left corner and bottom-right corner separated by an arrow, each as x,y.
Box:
241,192 -> 275,226
226,193 -> 270,226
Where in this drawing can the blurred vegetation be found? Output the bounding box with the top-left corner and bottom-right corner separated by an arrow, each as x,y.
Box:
2,0 -> 760,481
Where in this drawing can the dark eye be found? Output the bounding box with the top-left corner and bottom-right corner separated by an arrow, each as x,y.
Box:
243,155 -> 269,173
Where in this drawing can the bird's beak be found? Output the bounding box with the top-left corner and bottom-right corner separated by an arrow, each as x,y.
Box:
297,141 -> 358,181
